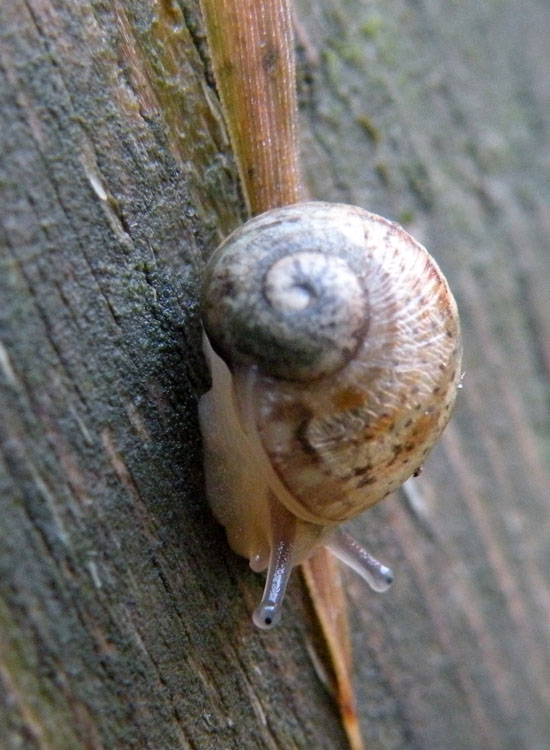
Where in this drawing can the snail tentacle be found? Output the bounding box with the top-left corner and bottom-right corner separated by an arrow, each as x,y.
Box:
325,529 -> 394,593
252,495 -> 296,629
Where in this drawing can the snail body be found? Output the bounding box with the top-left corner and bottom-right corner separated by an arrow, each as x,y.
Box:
199,201 -> 461,628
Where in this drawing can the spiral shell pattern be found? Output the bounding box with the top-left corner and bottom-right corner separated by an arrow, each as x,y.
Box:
202,205 -> 371,381
203,202 -> 462,525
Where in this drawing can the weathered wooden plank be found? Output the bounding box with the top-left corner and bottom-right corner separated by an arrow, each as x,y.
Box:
1,0 -> 548,748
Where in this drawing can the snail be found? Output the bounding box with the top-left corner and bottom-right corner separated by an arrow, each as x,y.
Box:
199,200 -> 462,628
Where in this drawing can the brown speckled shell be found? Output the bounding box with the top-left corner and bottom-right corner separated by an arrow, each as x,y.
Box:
204,202 -> 462,526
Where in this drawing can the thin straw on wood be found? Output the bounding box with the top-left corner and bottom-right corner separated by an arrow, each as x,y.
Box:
200,0 -> 302,214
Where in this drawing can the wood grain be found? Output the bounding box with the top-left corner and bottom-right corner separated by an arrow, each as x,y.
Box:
1,0 -> 549,748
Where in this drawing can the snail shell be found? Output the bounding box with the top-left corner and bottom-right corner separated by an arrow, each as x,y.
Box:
199,201 -> 462,627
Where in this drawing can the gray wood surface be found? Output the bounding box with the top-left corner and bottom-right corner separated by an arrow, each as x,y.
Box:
1,1 -> 548,749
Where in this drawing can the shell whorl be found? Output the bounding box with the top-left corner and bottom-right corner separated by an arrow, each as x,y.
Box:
202,204 -> 370,381
202,202 -> 462,526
